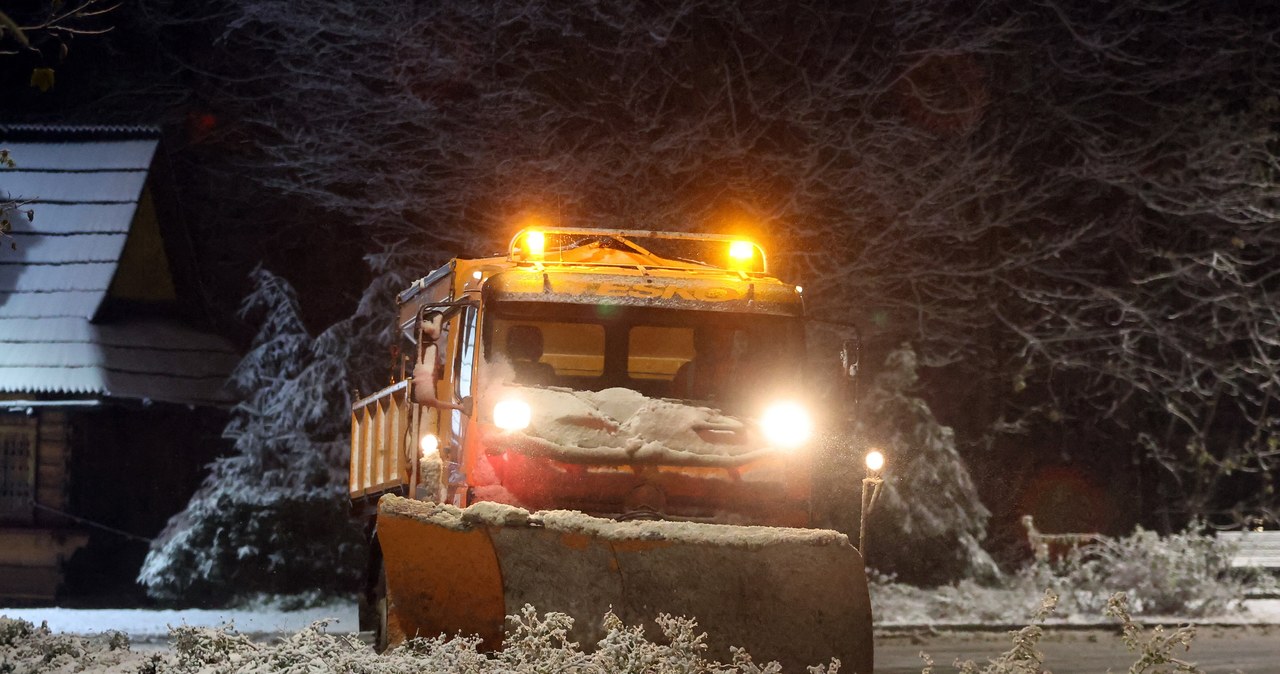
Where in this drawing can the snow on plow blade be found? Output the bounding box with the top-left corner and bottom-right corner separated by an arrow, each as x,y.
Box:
376,495 -> 873,673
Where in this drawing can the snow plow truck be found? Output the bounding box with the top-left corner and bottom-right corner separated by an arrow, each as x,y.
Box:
349,228 -> 873,672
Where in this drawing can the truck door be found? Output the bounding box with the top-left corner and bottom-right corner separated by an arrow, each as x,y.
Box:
444,305 -> 478,504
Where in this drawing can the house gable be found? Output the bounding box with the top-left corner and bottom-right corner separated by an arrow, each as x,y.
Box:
0,125 -> 238,406
103,187 -> 178,305
0,125 -> 238,604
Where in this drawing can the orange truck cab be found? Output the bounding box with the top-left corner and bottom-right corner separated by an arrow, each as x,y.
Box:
351,228 -> 819,525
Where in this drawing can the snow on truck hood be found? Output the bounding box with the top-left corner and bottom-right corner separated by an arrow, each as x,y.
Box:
492,386 -> 776,467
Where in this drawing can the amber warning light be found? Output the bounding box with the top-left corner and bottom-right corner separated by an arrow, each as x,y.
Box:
525,230 -> 546,256
729,240 -> 754,260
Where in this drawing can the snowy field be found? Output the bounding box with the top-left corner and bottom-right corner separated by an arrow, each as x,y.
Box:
2,597 -> 1279,674
2,598 -> 1277,641
872,592 -> 1280,628
0,600 -> 359,641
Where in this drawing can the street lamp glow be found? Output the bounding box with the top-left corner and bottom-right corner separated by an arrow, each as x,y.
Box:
865,450 -> 885,472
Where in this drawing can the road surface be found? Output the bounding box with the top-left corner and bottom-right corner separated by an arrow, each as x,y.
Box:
876,625 -> 1280,673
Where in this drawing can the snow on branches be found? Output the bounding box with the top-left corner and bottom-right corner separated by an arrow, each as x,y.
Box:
128,0 -> 1280,524
137,269 -> 407,602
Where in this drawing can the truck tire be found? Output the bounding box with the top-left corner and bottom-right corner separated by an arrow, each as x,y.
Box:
357,539 -> 390,652
372,562 -> 389,652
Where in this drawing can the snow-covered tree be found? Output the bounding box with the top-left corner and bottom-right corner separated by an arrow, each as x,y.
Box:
816,345 -> 997,584
138,268 -> 404,602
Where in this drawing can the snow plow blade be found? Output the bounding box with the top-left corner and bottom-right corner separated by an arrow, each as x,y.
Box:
376,495 -> 872,673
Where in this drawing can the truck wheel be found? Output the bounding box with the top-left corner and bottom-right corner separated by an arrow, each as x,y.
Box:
358,543 -> 390,652
373,562 -> 389,652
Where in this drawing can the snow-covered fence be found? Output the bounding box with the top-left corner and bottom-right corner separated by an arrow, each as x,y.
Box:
1218,530 -> 1280,570
1217,530 -> 1280,599
1020,515 -> 1107,562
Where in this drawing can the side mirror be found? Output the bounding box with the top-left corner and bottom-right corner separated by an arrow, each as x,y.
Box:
412,344 -> 439,405
412,310 -> 446,405
410,308 -> 475,415
839,334 -> 862,415
840,338 -> 860,381
421,310 -> 444,341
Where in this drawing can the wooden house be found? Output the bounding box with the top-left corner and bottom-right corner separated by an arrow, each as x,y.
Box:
0,125 -> 238,604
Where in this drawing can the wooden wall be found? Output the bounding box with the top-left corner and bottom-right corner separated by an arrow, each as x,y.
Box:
0,409 -> 89,604
0,404 -> 227,604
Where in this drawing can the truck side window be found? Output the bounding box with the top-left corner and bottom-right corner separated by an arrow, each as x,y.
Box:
454,306 -> 478,401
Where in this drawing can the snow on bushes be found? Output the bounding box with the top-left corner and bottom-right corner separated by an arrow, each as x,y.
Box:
0,617 -> 135,673
1021,525 -> 1248,617
872,525 -> 1249,624
0,609 -> 840,674
0,597 -> 1213,674
918,591 -> 1207,674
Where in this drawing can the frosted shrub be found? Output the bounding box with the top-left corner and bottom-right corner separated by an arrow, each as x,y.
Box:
501,606 -> 587,671
1018,526 -> 1246,616
1105,594 -> 1201,674
169,623 -> 259,671
871,526 -> 1246,624
394,632 -> 492,673
950,590 -> 1058,674
0,616 -> 35,647
924,591 -> 1205,674
585,610 -> 807,674
0,617 -> 137,673
0,610 -> 841,674
0,601 -> 1210,674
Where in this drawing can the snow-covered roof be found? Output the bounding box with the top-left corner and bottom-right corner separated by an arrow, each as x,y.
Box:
0,127 -> 238,406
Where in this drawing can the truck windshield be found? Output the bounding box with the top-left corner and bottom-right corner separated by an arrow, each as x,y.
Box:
484,301 -> 805,409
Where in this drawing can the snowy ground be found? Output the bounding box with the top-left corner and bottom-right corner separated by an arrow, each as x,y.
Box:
874,598 -> 1280,628
1,598 -> 1275,642
870,579 -> 1280,628
0,600 -> 359,641
2,597 -> 1278,674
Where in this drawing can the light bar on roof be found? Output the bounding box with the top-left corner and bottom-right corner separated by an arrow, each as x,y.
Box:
507,227 -> 768,273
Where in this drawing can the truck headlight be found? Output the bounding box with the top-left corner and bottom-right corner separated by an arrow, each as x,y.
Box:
419,433 -> 440,460
493,399 -> 532,431
760,401 -> 813,449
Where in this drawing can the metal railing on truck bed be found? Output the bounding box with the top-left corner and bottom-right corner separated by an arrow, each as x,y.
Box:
350,380 -> 411,499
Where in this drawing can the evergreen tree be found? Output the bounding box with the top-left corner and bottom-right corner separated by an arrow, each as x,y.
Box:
817,345 -> 997,584
138,268 -> 392,602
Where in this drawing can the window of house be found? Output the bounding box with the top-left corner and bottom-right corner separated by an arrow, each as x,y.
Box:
0,419 -> 36,524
